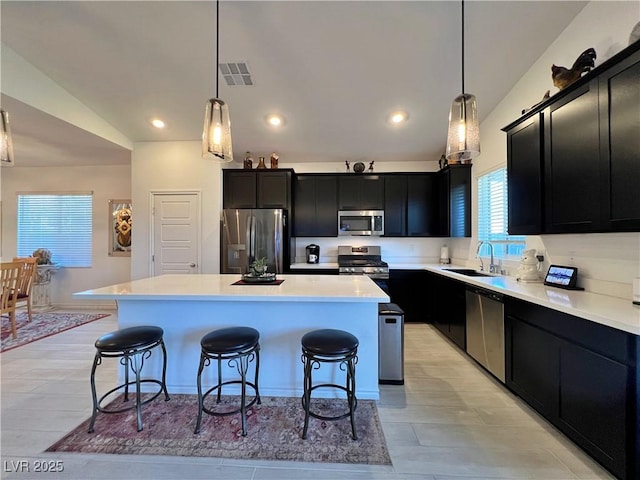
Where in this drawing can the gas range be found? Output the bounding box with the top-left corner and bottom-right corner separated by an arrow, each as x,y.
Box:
337,245 -> 389,279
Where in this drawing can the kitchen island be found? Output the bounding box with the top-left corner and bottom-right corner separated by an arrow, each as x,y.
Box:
74,274 -> 389,399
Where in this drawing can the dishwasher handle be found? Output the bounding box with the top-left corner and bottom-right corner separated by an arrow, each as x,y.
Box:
467,286 -> 503,303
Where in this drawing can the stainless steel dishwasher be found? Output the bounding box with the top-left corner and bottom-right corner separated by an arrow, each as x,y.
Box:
465,286 -> 505,383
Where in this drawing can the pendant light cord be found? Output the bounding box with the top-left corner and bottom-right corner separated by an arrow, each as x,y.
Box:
461,0 -> 465,95
216,0 -> 220,98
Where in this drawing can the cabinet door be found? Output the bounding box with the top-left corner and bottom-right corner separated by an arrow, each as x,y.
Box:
507,114 -> 543,234
599,51 -> 640,231
293,175 -> 337,237
407,175 -> 437,236
544,82 -> 601,233
559,342 -> 628,479
505,314 -> 560,419
449,166 -> 471,237
257,171 -> 291,209
388,270 -> 429,323
384,175 -> 407,236
223,171 -> 256,208
338,175 -> 383,210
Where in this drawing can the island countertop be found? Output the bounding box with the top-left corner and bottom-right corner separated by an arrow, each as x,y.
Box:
74,274 -> 390,303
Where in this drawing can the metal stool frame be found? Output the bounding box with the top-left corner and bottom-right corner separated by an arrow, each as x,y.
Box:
89,337 -> 170,433
195,342 -> 261,436
301,346 -> 359,440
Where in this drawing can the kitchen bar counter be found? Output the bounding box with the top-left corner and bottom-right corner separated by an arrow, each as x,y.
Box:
391,263 -> 639,335
74,274 -> 389,399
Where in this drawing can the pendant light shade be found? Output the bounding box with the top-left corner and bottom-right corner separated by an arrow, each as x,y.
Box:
445,93 -> 479,162
202,98 -> 233,162
1,109 -> 15,166
445,1 -> 480,162
202,0 -> 233,162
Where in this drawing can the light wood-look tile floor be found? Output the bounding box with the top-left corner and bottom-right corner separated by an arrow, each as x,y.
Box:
1,312 -> 614,479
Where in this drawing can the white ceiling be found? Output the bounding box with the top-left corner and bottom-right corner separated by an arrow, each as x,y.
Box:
0,1 -> 588,167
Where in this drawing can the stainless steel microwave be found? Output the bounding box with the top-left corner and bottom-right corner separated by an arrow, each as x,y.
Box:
338,210 -> 384,236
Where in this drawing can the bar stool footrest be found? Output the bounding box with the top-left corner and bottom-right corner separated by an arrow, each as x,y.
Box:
301,383 -> 358,421
201,380 -> 261,417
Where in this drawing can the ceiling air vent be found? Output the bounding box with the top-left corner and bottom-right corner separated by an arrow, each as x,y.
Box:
219,62 -> 253,86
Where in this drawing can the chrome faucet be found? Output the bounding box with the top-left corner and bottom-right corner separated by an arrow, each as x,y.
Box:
476,241 -> 497,273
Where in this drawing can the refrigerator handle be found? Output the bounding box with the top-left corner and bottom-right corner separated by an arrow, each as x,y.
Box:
274,211 -> 280,273
250,215 -> 256,260
245,214 -> 252,265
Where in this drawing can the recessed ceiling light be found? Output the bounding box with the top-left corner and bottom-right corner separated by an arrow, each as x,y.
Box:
151,118 -> 165,129
388,111 -> 408,125
265,113 -> 285,127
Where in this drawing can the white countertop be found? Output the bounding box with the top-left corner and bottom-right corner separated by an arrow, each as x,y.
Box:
416,264 -> 639,336
73,274 -> 389,303
290,262 -> 338,269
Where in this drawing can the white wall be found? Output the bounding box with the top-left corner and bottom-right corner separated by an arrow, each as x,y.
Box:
131,141 -> 222,280
465,1 -> 640,299
1,165 -> 132,308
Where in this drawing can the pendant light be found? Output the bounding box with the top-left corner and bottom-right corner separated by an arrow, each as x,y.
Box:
202,0 -> 233,162
445,0 -> 480,163
0,109 -> 15,166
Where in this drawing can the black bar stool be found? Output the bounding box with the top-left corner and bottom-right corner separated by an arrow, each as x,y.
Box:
194,326 -> 261,436
89,325 -> 170,433
301,328 -> 359,440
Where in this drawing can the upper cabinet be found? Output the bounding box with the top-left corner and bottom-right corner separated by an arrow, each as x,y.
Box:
437,165 -> 471,237
383,175 -> 407,236
223,169 -> 293,210
337,175 -> 384,210
293,174 -> 338,237
503,42 -> 640,234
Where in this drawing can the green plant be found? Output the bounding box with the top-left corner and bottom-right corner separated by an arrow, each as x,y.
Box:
250,257 -> 268,276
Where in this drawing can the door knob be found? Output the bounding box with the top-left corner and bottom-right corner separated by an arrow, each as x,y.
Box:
190,263 -> 196,268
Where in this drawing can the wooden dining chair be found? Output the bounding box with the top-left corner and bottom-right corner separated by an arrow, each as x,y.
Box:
13,257 -> 38,322
1,262 -> 22,339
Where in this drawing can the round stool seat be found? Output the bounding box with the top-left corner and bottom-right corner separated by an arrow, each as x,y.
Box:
95,326 -> 164,352
302,328 -> 359,356
201,327 -> 260,354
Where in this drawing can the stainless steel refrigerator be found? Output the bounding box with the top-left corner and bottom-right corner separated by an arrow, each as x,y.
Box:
221,209 -> 288,274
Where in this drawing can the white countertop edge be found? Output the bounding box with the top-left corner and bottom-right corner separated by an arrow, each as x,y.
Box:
73,292 -> 389,303
290,262 -> 339,269
419,265 -> 640,336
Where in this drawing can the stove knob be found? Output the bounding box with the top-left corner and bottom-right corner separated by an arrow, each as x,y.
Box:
350,267 -> 355,273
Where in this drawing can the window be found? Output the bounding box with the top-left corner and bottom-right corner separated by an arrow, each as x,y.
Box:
477,168 -> 525,258
17,193 -> 93,267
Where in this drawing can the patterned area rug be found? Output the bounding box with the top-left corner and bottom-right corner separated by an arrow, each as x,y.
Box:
1,312 -> 110,352
46,394 -> 391,465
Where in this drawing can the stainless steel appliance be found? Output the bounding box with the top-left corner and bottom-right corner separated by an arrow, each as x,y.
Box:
221,209 -> 288,274
378,303 -> 404,385
465,286 -> 505,383
338,210 -> 384,236
337,245 -> 389,279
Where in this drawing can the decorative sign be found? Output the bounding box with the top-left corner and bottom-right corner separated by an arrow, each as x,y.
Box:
109,199 -> 132,257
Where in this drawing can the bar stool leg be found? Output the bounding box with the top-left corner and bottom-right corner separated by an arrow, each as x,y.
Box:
302,354 -> 313,439
160,339 -> 170,401
348,357 -> 358,440
88,352 -> 101,433
239,354 -> 248,436
216,353 -> 223,403
132,353 -> 144,431
194,354 -> 207,434
254,350 -> 262,405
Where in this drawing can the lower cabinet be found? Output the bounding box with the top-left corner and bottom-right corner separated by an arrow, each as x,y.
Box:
425,271 -> 466,349
505,297 -> 638,480
388,270 -> 429,323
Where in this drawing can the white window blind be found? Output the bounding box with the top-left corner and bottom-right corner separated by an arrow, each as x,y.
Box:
17,193 -> 93,267
477,168 -> 525,258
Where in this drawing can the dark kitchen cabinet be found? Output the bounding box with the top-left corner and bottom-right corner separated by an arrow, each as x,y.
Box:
388,269 -> 429,323
506,114 -> 544,235
384,175 -> 407,236
599,51 -> 640,231
293,174 -> 338,236
338,175 -> 384,210
223,169 -> 292,210
503,41 -> 640,234
426,271 -> 466,349
436,165 -> 471,237
505,297 -> 638,480
544,81 -> 601,233
407,174 -> 438,237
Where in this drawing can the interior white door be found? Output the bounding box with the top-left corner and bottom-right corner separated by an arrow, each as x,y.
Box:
152,193 -> 200,275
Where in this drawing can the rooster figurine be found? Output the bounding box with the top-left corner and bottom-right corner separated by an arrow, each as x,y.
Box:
551,48 -> 596,90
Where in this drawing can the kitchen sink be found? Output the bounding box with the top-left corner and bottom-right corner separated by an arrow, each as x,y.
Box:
444,268 -> 493,277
